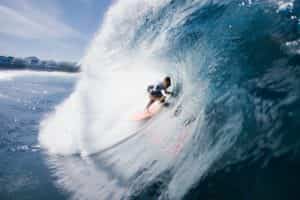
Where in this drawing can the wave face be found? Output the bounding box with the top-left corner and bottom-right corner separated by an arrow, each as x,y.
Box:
39,0 -> 300,199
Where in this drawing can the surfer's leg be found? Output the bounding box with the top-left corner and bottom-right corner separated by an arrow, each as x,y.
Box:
159,96 -> 166,103
146,96 -> 155,111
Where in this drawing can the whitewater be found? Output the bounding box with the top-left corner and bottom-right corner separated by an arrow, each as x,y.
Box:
38,0 -> 300,199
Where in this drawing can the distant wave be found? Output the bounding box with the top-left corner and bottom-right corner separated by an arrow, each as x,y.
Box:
0,65 -> 80,72
0,56 -> 80,72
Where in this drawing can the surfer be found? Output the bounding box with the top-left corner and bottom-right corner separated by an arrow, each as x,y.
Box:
146,76 -> 173,111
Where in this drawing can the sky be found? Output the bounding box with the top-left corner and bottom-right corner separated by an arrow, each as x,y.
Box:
0,0 -> 112,62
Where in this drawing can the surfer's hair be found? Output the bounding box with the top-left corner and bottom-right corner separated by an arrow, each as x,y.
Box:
164,76 -> 171,86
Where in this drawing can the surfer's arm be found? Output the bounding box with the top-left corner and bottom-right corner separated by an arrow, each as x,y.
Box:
162,89 -> 173,96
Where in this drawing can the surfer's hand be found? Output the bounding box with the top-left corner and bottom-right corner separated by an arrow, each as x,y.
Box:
165,91 -> 173,96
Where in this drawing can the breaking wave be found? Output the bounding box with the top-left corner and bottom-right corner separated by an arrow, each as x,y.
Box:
39,0 -> 300,199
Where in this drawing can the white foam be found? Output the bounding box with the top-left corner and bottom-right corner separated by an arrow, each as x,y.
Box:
38,0 -> 206,199
39,0 -> 173,156
0,70 -> 78,81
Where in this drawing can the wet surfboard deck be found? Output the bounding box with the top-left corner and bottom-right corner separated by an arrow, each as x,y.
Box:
131,102 -> 164,121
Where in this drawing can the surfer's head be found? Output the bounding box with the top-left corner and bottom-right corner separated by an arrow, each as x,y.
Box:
163,76 -> 171,88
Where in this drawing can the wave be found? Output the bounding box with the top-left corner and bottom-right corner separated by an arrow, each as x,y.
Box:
39,0 -> 300,199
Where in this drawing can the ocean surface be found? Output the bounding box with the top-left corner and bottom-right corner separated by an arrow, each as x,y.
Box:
0,71 -> 77,199
2,0 -> 300,199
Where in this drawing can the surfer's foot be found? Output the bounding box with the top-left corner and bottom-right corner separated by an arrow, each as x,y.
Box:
164,102 -> 170,107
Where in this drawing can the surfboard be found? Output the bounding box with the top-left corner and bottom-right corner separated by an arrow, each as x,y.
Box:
131,102 -> 163,121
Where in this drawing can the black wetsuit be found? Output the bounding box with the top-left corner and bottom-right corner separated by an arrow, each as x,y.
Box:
147,82 -> 165,98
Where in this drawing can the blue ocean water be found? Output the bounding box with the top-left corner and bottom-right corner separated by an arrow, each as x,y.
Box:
0,72 -> 77,199
2,0 -> 300,199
